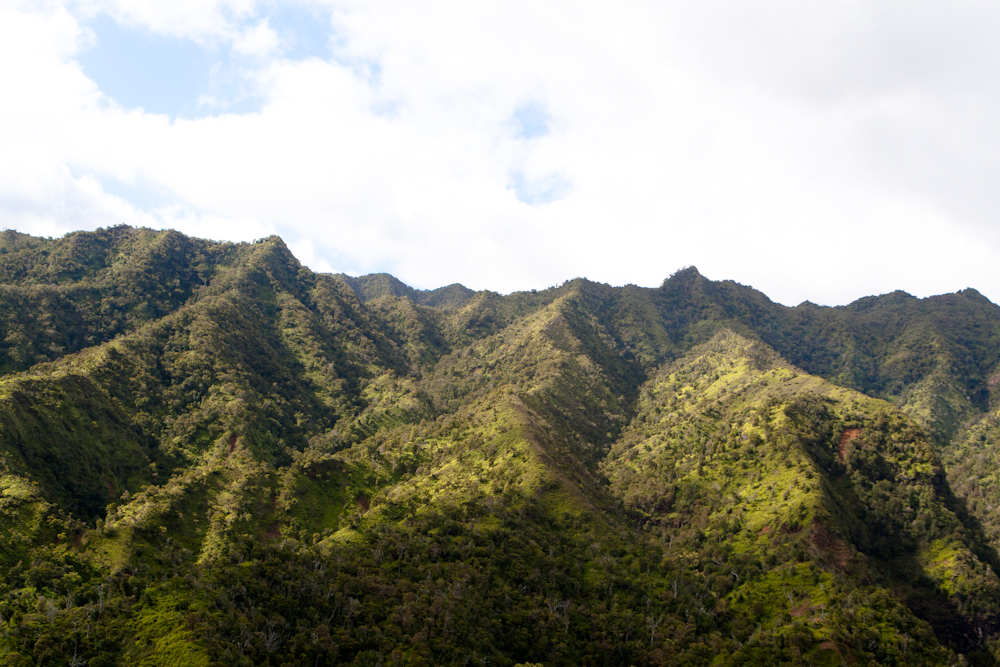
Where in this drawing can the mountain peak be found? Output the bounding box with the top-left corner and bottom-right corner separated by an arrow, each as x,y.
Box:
334,272 -> 475,308
662,264 -> 702,283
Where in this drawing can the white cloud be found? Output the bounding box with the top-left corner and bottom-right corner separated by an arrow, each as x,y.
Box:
2,1 -> 1000,306
75,0 -> 256,43
232,19 -> 279,57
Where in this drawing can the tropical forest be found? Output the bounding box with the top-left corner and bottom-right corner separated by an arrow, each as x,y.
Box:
3,225 -> 1000,666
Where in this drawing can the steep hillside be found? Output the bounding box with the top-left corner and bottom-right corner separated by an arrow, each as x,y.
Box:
0,226 -> 999,665
647,267 -> 1000,446
603,331 -> 1000,663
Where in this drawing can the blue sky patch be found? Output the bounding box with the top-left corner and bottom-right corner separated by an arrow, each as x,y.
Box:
509,170 -> 571,205
77,15 -> 223,118
511,101 -> 551,139
266,4 -> 332,61
75,7 -> 336,119
97,174 -> 176,211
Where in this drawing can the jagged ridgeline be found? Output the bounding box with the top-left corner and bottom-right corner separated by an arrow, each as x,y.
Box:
3,227 -> 1000,666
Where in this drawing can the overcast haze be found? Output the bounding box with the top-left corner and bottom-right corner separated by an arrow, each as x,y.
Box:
1,1 -> 998,306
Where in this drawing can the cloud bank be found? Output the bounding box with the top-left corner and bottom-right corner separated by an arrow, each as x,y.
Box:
1,0 -> 999,306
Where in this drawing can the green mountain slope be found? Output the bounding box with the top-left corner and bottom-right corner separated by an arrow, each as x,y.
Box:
0,226 -> 999,665
647,267 -> 1000,447
603,331 -> 1000,663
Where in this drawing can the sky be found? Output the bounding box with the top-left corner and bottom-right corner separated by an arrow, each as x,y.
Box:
2,1 -> 1000,306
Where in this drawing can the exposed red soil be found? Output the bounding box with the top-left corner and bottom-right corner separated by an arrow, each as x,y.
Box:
790,600 -> 814,617
758,525 -> 771,535
838,428 -> 862,462
355,494 -> 370,511
228,434 -> 238,455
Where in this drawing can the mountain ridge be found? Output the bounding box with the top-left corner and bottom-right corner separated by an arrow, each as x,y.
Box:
1,226 -> 1000,665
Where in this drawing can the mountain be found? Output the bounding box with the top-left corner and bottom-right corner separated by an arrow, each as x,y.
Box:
1,226 -> 1000,665
333,273 -> 476,309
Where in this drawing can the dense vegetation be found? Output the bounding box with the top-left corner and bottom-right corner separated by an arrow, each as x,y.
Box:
1,226 -> 1000,665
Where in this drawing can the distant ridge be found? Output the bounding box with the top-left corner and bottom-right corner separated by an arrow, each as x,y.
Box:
333,272 -> 476,308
